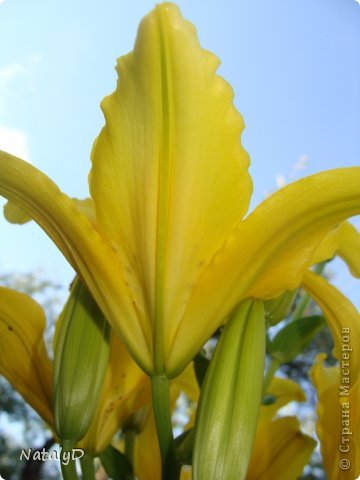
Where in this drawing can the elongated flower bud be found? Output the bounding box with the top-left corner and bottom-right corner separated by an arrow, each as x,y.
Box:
193,300 -> 265,480
53,278 -> 110,444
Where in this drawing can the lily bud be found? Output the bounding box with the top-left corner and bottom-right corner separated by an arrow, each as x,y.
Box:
193,300 -> 266,480
53,278 -> 110,444
264,289 -> 297,325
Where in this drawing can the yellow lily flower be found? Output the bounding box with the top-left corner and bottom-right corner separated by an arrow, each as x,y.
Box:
0,285 -> 147,454
1,3 -> 359,376
311,354 -> 360,479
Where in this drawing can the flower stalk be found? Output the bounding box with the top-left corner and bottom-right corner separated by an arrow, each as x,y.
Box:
150,375 -> 180,480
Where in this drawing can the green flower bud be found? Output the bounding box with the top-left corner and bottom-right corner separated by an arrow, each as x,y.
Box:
193,300 -> 266,480
264,289 -> 297,325
53,278 -> 110,444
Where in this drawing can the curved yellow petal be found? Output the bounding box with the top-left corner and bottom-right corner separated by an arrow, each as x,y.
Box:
4,197 -> 96,226
0,151 -> 152,371
310,221 -> 360,275
79,332 -> 149,454
311,225 -> 340,264
247,417 -> 316,480
311,354 -> 360,479
167,168 -> 360,374
0,287 -> 53,426
89,2 -> 251,371
302,270 -> 360,384
337,221 -> 360,278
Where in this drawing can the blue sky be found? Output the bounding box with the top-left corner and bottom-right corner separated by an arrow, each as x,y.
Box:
0,0 -> 359,304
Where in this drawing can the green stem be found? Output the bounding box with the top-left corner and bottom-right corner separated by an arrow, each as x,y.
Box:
292,262 -> 326,320
262,358 -> 280,395
124,428 -> 137,465
80,453 -> 96,480
60,440 -> 79,480
151,375 -> 180,480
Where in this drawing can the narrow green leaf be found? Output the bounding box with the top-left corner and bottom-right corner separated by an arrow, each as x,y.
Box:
175,428 -> 194,465
193,353 -> 209,388
269,315 -> 326,363
100,444 -> 133,480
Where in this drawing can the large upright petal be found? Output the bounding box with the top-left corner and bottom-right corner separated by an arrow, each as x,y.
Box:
167,168 -> 360,374
89,2 -> 251,371
0,287 -> 53,425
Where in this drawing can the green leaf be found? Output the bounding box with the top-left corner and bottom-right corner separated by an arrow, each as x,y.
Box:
193,353 -> 209,388
269,315 -> 326,363
175,428 -> 194,465
262,394 -> 277,406
100,444 -> 133,480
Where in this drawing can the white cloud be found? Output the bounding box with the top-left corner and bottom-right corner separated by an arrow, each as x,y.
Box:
0,63 -> 27,89
0,0 -> 6,5
275,174 -> 286,188
0,126 -> 31,162
294,153 -> 309,171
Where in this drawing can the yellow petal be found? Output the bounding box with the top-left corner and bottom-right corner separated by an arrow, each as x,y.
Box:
310,221 -> 360,275
337,221 -> 360,278
0,150 -> 152,371
302,270 -> 360,384
247,417 -> 316,480
260,376 -> 306,425
133,407 -> 161,480
168,168 -> 360,374
311,354 -> 360,479
311,225 -> 340,264
89,3 -> 251,371
171,362 -> 199,403
79,332 -> 149,454
0,287 -> 53,426
4,197 -> 96,226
